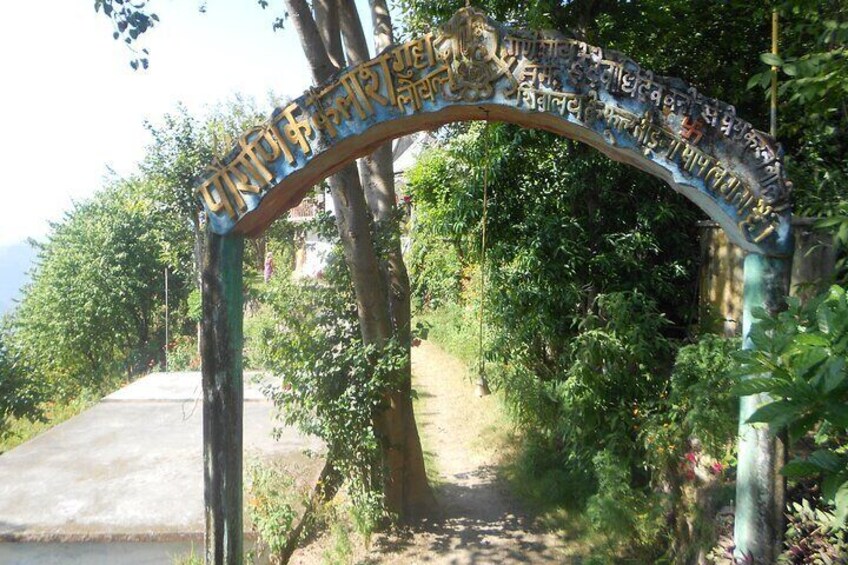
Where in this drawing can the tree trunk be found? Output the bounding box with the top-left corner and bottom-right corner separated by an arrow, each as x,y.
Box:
285,0 -> 436,518
341,0 -> 436,516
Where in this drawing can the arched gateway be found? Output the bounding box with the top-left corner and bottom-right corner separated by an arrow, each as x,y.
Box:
197,8 -> 792,563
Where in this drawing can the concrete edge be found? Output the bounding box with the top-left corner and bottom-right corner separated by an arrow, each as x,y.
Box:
99,398 -> 270,403
0,531 -> 258,544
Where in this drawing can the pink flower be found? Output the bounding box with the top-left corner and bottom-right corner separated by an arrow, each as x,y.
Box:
710,461 -> 724,475
684,452 -> 697,464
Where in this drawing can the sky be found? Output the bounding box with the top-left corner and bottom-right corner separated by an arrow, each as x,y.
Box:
0,0 -> 373,248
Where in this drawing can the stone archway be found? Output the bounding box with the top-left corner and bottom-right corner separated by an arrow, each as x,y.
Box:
197,8 -> 792,563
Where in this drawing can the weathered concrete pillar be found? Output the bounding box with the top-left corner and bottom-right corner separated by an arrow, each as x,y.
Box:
201,230 -> 245,565
734,252 -> 792,563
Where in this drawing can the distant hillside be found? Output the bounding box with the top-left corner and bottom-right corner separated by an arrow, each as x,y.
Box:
0,242 -> 36,316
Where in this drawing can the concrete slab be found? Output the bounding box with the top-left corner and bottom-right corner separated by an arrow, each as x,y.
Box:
103,371 -> 270,402
0,372 -> 323,563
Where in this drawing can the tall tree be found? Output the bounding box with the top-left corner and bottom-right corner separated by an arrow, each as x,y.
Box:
94,0 -> 436,518
284,0 -> 435,517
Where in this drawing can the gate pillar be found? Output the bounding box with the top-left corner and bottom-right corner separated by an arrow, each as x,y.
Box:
201,230 -> 245,564
734,251 -> 792,563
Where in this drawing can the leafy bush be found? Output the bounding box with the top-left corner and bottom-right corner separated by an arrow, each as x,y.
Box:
247,461 -> 300,563
408,235 -> 464,310
734,285 -> 848,522
642,334 -> 740,474
779,499 -> 848,564
0,327 -> 44,438
12,180 -> 193,398
166,335 -> 199,371
256,228 -> 404,525
586,450 -> 667,559
243,303 -> 279,371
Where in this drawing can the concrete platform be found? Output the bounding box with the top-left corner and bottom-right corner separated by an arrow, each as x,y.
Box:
0,372 -> 323,564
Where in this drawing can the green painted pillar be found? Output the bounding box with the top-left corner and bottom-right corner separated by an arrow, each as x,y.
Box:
734,251 -> 791,564
201,231 -> 245,565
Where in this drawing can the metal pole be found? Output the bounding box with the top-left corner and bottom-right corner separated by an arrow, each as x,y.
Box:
733,12 -> 788,562
770,9 -> 779,138
476,123 -> 491,397
165,267 -> 169,372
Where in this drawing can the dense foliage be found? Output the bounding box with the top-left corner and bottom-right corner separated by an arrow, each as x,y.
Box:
751,0 -> 848,216
11,180 -> 193,398
735,286 -> 848,523
7,0 -> 846,560
406,119 -> 744,560
4,98 -> 269,418
248,214 -> 402,532
399,0 -> 848,559
0,327 -> 44,438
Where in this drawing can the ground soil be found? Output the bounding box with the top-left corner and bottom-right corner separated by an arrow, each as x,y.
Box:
290,341 -> 574,564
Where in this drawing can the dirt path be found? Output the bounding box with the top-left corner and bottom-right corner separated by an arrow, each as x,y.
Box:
290,340 -> 573,564
358,340 -> 568,564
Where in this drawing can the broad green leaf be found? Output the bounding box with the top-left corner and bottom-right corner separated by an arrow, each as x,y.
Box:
794,333 -> 830,348
788,412 -> 820,443
760,52 -> 784,66
732,377 -> 783,396
746,399 -> 802,430
825,403 -> 848,429
782,458 -> 823,478
822,357 -> 846,394
809,450 -> 843,474
835,480 -> 848,524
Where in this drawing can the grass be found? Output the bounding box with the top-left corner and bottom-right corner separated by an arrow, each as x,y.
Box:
171,545 -> 203,565
414,302 -> 479,367
412,388 -> 443,490
322,518 -> 354,564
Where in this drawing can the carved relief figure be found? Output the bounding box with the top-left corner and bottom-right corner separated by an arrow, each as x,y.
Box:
434,7 -> 516,102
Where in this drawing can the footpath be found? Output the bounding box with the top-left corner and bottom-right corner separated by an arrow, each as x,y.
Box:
293,341 -> 569,564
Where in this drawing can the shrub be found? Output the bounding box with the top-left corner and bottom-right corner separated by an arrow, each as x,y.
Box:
586,450 -> 667,559
256,226 -> 404,526
0,327 -> 44,438
166,335 -> 199,371
247,460 -> 300,563
779,499 -> 848,564
642,334 -> 740,476
734,285 -> 848,523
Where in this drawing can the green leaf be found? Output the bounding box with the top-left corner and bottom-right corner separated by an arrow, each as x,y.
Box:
795,333 -> 830,348
747,74 -> 763,89
787,412 -> 819,443
746,399 -> 802,431
732,377 -> 783,396
825,402 -> 848,429
760,52 -> 784,66
822,357 -> 846,393
782,458 -> 823,478
834,480 -> 848,524
809,450 -> 843,474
